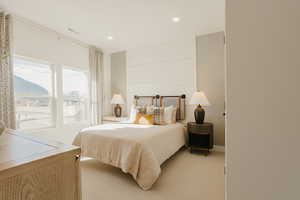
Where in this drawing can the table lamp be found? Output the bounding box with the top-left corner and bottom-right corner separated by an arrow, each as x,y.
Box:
111,94 -> 125,117
189,91 -> 211,124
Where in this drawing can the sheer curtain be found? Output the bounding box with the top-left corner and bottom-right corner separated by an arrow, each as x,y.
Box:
0,13 -> 16,129
89,46 -> 103,125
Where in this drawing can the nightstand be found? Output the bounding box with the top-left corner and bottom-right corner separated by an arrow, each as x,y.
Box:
187,122 -> 214,155
102,116 -> 128,124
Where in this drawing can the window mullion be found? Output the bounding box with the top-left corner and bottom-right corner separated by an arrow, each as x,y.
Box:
54,64 -> 64,128
50,64 -> 57,128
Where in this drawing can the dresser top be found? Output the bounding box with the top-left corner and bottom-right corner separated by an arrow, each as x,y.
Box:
0,129 -> 80,172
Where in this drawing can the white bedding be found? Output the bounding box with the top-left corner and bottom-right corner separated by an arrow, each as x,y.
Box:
72,123 -> 186,190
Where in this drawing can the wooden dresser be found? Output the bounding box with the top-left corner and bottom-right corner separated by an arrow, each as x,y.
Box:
0,130 -> 81,200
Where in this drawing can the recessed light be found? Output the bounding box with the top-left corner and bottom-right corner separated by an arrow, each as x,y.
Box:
107,36 -> 113,40
172,17 -> 181,23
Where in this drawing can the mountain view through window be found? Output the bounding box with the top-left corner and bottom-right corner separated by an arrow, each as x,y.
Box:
14,58 -> 53,129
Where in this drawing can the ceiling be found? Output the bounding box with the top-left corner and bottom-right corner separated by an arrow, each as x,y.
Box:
0,0 -> 224,53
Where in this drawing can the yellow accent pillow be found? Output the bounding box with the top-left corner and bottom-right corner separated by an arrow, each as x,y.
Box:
133,113 -> 154,125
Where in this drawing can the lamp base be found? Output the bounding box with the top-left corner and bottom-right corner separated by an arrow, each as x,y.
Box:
194,105 -> 205,124
114,104 -> 122,118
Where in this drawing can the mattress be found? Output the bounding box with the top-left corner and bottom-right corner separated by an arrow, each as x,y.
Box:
72,123 -> 186,190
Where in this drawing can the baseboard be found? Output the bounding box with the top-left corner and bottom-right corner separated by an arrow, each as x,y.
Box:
213,145 -> 225,152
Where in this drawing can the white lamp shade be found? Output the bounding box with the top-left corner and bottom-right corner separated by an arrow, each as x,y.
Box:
189,91 -> 211,106
111,94 -> 125,105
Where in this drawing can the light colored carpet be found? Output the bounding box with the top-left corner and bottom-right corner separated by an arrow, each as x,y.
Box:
27,130 -> 225,200
81,149 -> 224,200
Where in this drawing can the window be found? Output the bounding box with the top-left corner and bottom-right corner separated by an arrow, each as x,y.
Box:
14,56 -> 90,130
14,58 -> 54,129
63,67 -> 89,124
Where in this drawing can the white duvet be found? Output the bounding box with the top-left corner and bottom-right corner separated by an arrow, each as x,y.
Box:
73,123 -> 186,190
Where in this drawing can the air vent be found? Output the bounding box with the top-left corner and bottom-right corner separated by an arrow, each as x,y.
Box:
67,27 -> 79,34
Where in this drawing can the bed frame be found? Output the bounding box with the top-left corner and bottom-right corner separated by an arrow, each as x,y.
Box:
133,94 -> 186,121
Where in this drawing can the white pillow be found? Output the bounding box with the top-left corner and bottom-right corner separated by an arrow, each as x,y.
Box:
129,105 -> 138,122
164,106 -> 175,124
146,105 -> 155,114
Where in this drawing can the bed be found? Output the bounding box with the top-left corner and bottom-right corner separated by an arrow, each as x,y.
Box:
73,95 -> 187,190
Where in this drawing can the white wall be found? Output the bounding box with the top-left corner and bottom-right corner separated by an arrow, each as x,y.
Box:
103,52 -> 112,116
226,0 -> 300,200
126,39 -> 196,121
111,51 -> 127,116
196,32 -> 225,146
13,17 -> 89,70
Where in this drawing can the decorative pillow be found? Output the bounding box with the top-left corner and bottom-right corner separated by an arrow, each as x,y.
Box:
129,105 -> 138,122
137,106 -> 147,114
164,105 -> 175,124
129,105 -> 148,122
134,113 -> 154,125
146,105 -> 155,114
153,107 -> 165,125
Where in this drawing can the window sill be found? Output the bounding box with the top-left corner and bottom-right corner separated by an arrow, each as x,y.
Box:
20,123 -> 89,134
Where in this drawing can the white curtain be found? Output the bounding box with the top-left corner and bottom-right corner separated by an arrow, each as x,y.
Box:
89,46 -> 103,125
0,13 -> 16,129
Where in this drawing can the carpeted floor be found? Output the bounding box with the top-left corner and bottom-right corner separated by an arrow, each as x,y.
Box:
81,149 -> 224,200
28,131 -> 225,200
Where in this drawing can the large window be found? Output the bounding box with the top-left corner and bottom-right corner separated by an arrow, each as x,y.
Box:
14,57 -> 89,130
63,67 -> 89,124
14,58 -> 54,129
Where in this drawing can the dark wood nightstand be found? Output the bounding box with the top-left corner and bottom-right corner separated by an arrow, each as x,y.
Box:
187,122 -> 214,155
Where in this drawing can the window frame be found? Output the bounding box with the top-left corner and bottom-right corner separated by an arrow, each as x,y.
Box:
62,65 -> 90,125
14,55 -> 57,130
14,55 -> 90,131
